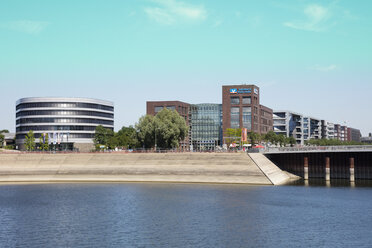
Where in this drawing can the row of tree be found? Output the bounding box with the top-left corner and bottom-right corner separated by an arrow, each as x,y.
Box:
94,108 -> 188,150
305,138 -> 364,146
225,129 -> 297,147
23,131 -> 50,151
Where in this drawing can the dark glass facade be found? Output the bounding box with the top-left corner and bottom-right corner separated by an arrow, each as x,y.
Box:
190,104 -> 222,151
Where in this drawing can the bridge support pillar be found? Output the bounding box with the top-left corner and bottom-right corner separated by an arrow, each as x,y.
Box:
350,157 -> 355,182
325,157 -> 330,181
304,157 -> 309,180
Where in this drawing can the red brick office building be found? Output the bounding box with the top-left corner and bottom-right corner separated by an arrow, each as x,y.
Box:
222,85 -> 273,139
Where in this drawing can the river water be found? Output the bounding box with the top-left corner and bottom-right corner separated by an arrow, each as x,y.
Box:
0,182 -> 372,247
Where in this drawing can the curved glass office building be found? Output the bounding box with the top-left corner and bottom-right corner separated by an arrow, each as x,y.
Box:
16,97 -> 114,151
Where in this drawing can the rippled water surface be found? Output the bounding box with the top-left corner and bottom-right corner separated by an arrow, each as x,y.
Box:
1,183 -> 372,247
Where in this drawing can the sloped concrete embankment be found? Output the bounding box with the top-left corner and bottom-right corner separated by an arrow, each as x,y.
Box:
248,153 -> 291,185
0,153 -> 273,185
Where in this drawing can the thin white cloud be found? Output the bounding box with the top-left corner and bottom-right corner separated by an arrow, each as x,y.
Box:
284,4 -> 331,32
145,0 -> 206,25
312,64 -> 337,72
0,20 -> 49,34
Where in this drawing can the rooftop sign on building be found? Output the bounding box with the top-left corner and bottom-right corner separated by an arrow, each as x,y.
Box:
229,88 -> 252,94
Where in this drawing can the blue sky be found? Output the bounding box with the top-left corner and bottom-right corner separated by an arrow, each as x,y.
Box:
0,0 -> 371,135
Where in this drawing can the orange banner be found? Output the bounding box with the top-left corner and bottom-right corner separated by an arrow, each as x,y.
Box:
241,128 -> 247,142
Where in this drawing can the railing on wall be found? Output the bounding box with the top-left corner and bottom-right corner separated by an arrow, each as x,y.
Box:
264,146 -> 372,153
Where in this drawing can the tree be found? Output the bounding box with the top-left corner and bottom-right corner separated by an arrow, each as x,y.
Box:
38,133 -> 49,151
136,108 -> 188,149
25,130 -> 36,151
225,128 -> 241,144
249,132 -> 260,145
264,131 -> 277,144
136,115 -> 156,148
116,126 -> 138,149
0,129 -> 9,134
94,125 -> 114,148
0,133 -> 4,148
277,134 -> 286,147
288,136 -> 296,147
154,108 -> 188,149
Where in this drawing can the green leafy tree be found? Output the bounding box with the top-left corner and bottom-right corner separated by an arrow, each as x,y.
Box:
306,138 -> 363,146
264,131 -> 277,144
116,126 -> 138,149
38,133 -> 49,151
288,136 -> 296,146
0,133 -> 4,148
94,125 -> 115,149
136,115 -> 156,148
43,133 -> 49,151
154,109 -> 188,149
249,132 -> 260,145
225,128 -> 241,144
25,130 -> 36,151
136,109 -> 188,149
277,134 -> 286,147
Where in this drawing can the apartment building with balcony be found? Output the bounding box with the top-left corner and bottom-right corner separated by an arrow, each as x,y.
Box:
273,111 -> 322,145
321,120 -> 335,139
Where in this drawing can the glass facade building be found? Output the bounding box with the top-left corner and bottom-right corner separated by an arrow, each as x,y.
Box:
190,104 -> 222,151
16,97 -> 114,151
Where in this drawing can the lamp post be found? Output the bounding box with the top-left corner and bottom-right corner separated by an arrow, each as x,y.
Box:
154,126 -> 159,152
155,129 -> 157,152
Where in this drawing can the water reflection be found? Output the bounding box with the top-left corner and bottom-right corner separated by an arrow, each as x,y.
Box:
288,178 -> 372,187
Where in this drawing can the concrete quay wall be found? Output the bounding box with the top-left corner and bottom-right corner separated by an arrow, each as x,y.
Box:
0,153 -> 275,185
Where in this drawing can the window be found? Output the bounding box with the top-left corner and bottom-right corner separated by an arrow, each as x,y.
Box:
230,107 -> 240,128
166,106 -> 175,111
242,97 -> 251,104
242,107 -> 251,130
230,97 -> 240,105
154,106 -> 163,113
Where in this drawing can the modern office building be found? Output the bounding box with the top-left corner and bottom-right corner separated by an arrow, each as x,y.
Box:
16,97 -> 114,152
190,104 -> 222,151
222,85 -> 273,140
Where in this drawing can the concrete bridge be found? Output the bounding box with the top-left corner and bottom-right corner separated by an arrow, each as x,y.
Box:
263,146 -> 372,181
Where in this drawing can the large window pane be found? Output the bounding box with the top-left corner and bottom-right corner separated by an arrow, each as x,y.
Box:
242,97 -> 251,104
230,107 -> 240,128
242,107 -> 251,130
230,97 -> 240,105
